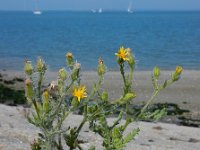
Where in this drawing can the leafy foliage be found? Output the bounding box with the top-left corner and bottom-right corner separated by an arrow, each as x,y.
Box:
24,47 -> 182,150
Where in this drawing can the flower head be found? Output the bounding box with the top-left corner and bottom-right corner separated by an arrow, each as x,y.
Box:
72,86 -> 87,102
66,52 -> 73,59
97,57 -> 106,76
24,60 -> 33,75
115,46 -> 129,61
49,81 -> 57,90
58,68 -> 67,80
74,62 -> 81,70
175,66 -> 183,75
36,57 -> 46,72
66,52 -> 74,67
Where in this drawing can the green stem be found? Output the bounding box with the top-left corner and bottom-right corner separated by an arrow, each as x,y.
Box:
140,90 -> 159,115
77,102 -> 88,134
86,75 -> 103,102
37,72 -> 43,103
129,67 -> 133,88
139,79 -> 174,117
120,64 -> 127,96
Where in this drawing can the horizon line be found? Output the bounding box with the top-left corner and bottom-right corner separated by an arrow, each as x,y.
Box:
0,9 -> 200,12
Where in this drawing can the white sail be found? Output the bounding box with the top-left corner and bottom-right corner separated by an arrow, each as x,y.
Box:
127,2 -> 133,13
33,0 -> 42,15
98,8 -> 102,13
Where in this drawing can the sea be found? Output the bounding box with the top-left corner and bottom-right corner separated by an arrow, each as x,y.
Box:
0,11 -> 200,71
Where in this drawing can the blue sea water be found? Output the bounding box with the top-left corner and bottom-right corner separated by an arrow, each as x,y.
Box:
0,11 -> 200,71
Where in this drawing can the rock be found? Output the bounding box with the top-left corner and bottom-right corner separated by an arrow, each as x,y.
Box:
0,104 -> 200,150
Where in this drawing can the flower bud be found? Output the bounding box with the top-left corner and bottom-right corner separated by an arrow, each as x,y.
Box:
36,57 -> 46,72
49,80 -> 57,91
58,68 -> 67,81
24,60 -> 33,76
25,79 -> 34,100
43,90 -> 49,112
71,63 -> 81,81
97,57 -> 106,76
153,66 -> 160,79
126,48 -> 135,68
101,91 -> 108,101
172,66 -> 183,81
123,92 -> 136,102
66,52 -> 74,67
175,66 -> 183,75
74,62 -> 81,70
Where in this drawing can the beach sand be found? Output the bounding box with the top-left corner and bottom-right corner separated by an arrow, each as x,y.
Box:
0,104 -> 200,150
1,69 -> 200,112
0,70 -> 200,149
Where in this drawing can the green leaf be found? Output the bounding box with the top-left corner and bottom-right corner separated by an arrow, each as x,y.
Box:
123,128 -> 140,144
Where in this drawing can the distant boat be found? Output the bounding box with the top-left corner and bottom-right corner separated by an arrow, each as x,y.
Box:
98,8 -> 102,13
33,10 -> 42,15
33,0 -> 42,15
127,2 -> 133,13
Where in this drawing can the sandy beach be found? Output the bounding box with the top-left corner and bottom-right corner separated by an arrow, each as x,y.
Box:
0,69 -> 200,149
1,69 -> 200,112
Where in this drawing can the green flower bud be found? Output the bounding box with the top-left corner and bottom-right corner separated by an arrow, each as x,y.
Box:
123,92 -> 136,103
58,68 -> 67,81
25,79 -> 34,101
36,57 -> 46,72
66,52 -> 74,67
71,63 -> 80,81
126,48 -> 135,68
97,57 -> 106,76
153,66 -> 160,79
101,91 -> 108,101
43,90 -> 49,112
24,60 -> 33,76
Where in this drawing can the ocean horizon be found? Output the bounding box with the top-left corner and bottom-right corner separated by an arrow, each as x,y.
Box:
0,11 -> 200,71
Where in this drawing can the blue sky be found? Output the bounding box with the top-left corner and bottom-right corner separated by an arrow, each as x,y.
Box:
0,0 -> 200,11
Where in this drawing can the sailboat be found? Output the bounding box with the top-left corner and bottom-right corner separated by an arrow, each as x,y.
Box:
33,0 -> 42,15
98,8 -> 102,13
127,2 -> 133,13
33,10 -> 42,15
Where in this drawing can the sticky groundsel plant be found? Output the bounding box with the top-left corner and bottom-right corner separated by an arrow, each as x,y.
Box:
24,47 -> 182,150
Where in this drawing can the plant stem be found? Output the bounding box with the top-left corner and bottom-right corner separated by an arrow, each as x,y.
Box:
120,64 -> 127,96
37,72 -> 43,103
140,90 -> 159,115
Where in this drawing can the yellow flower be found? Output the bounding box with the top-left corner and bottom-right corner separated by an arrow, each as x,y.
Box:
115,46 -> 129,61
175,66 -> 183,75
72,86 -> 87,102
